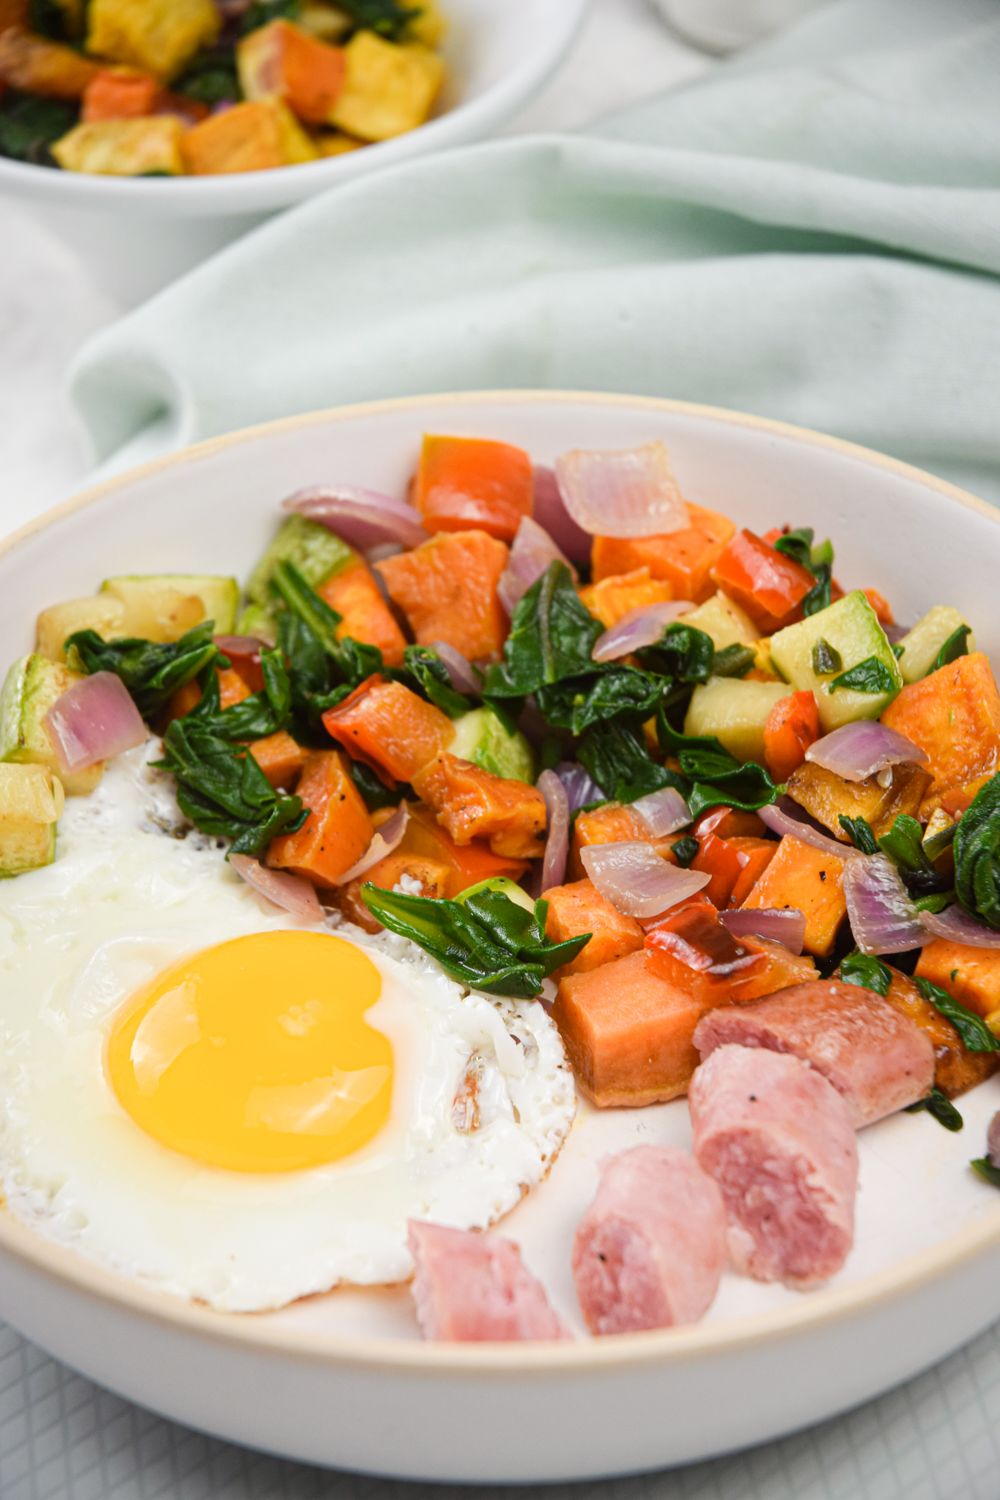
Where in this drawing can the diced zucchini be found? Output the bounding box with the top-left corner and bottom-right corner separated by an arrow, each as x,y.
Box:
450,707 -> 536,782
683,677 -> 789,763
239,515 -> 357,637
680,591 -> 760,650
896,606 -> 974,684
769,590 -> 902,732
36,594 -> 126,662
0,654 -> 103,796
330,32 -> 444,142
101,574 -> 239,640
0,764 -> 64,877
52,118 -> 186,177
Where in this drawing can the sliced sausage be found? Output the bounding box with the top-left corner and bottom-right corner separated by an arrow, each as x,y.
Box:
407,1220 -> 566,1342
689,1044 -> 858,1289
693,979 -> 934,1127
572,1145 -> 726,1335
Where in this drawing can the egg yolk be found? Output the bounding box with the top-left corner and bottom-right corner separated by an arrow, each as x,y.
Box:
106,931 -> 393,1173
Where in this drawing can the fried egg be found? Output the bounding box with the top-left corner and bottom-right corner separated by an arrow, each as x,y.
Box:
0,745 -> 574,1312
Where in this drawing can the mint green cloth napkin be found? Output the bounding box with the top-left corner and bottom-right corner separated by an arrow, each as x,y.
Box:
72,0 -> 1000,500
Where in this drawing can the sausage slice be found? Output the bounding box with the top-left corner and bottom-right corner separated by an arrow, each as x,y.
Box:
408,1220 -> 566,1341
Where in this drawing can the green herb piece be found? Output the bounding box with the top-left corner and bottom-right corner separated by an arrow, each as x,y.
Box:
878,812 -> 950,895
971,1156 -> 1000,1188
906,1089 -> 964,1132
537,666 -> 663,737
484,563 -> 601,699
578,721 -> 674,804
0,92 -> 78,165
157,719 -> 305,856
838,815 -> 878,854
839,951 -> 891,996
66,622 -> 221,721
186,646 -> 293,741
811,638 -> 843,676
671,835 -> 699,868
360,884 -> 589,998
174,48 -> 241,105
774,527 -> 834,616
402,645 -> 473,719
828,656 -> 898,694
711,644 -> 756,679
349,761 -> 400,811
913,977 -> 1000,1054
953,772 -> 1000,930
933,625 -> 971,672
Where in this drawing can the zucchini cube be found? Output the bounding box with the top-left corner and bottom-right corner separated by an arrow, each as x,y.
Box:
0,764 -> 64,877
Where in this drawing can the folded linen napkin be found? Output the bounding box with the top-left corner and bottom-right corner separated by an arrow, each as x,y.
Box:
72,0 -> 1000,500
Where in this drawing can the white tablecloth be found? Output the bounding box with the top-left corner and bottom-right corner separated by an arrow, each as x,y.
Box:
0,3 -> 996,1495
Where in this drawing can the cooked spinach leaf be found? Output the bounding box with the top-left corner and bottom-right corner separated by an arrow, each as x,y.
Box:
0,91 -> 78,165
971,1156 -> 1000,1188
671,835 -> 699,868
402,645 -> 473,719
636,624 -> 714,685
839,951 -> 891,996
339,0 -> 423,38
811,638 -> 842,676
187,647 -> 293,740
933,625 -> 971,672
537,666 -> 663,737
711,644 -> 756,679
28,0 -> 69,37
240,0 -> 301,31
66,621 -> 222,721
360,884 -> 588,997
877,813 -> 950,896
656,715 -> 779,817
913,977 -> 1000,1054
828,656 -> 897,694
838,815 -> 878,854
774,527 -> 833,616
906,1088 -> 964,1132
272,560 -> 382,686
349,761 -> 401,811
953,772 -> 1000,930
157,719 -> 305,856
174,48 -> 241,104
578,720 -> 674,804
484,562 -> 601,699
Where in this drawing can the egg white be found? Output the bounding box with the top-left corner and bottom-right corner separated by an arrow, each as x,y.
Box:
0,744 -> 574,1312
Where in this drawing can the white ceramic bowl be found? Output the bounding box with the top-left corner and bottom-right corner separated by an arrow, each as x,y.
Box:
0,391 -> 998,1483
0,0 -> 586,306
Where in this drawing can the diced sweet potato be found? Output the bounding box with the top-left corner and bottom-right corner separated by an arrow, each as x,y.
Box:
82,66 -> 159,122
726,836 -> 777,906
237,19 -> 345,125
266,749 -> 372,886
570,801 -> 678,879
881,653 -> 1000,816
915,939 -> 1000,1021
87,0 -> 219,81
375,530 -> 509,661
399,802 -> 528,895
217,666 -> 251,710
412,753 -> 546,859
0,25 -> 99,97
338,850 -> 450,933
881,966 -> 997,1098
330,31 -> 443,141
786,759 -> 932,842
591,502 -> 735,604
322,675 -> 454,785
248,730 -> 305,789
543,878 -> 643,976
552,949 -> 706,1107
414,435 -> 533,542
53,116 -> 185,175
741,834 -> 846,957
182,98 -> 317,174
578,568 -> 674,629
319,559 -> 407,667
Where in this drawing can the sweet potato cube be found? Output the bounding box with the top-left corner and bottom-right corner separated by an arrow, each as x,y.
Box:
338,849 -> 450,933
248,730 -> 305,790
375,530 -> 509,662
915,939 -> 1000,1021
591,502 -> 735,604
82,66 -> 159,122
741,833 -> 846,957
319,558 -> 407,667
330,31 -> 443,142
0,25 -> 99,98
415,435 -> 533,542
87,0 -> 219,81
412,752 -> 546,859
322,675 -> 454,784
543,878 -> 643,976
882,965 -> 997,1098
881,653 -> 1000,815
578,568 -> 675,629
570,801 -> 678,879
182,98 -> 317,174
552,949 -> 705,1107
266,749 -> 372,886
237,19 -> 345,125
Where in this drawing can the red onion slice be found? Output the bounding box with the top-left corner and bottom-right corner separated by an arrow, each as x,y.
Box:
843,853 -> 926,955
555,442 -> 688,540
988,1110 -> 1000,1169
555,761 -> 602,813
592,601 -> 696,662
581,840 -> 709,918
498,516 -> 574,617
44,672 -> 147,772
230,855 -> 324,923
284,485 -> 429,551
720,906 -> 806,956
213,635 -> 267,656
429,642 -> 481,697
334,804 -> 410,885
805,722 -> 929,782
537,769 -> 569,893
532,465 -> 591,568
632,786 -> 691,838
758,799 -> 858,862
919,904 -> 1000,949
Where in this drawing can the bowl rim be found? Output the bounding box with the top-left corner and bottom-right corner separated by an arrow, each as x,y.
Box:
0,0 -> 587,216
1,386 -> 998,1373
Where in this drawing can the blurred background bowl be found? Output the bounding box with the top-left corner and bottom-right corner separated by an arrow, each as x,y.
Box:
0,0 -> 587,308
